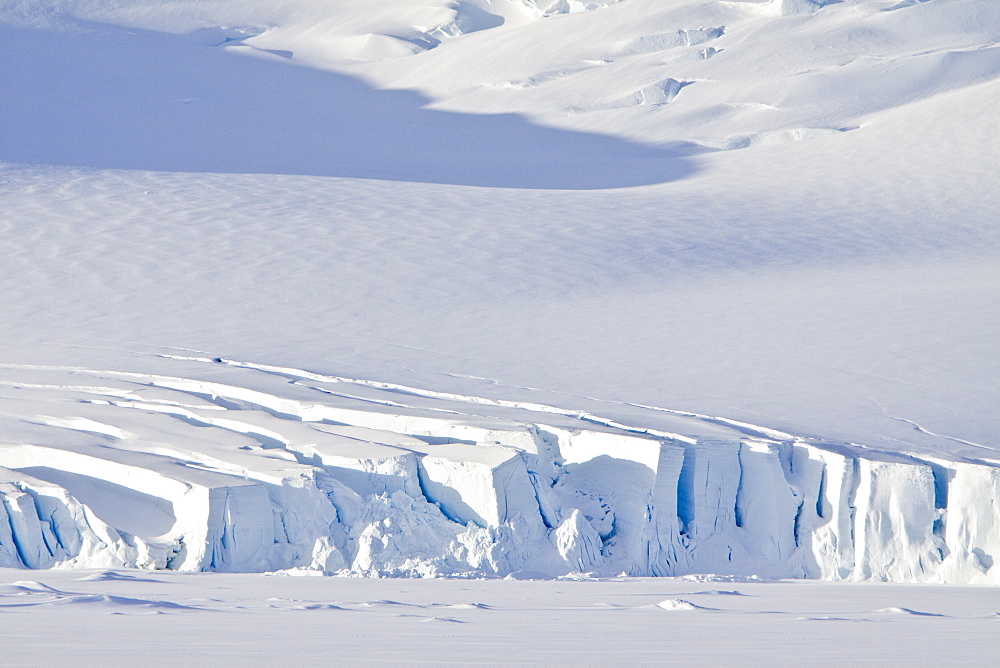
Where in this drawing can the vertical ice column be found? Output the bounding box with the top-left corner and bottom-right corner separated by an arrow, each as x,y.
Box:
552,429 -> 682,575
0,469 -> 135,569
731,440 -> 800,565
643,442 -> 687,576
851,457 -> 943,581
675,439 -> 740,572
789,445 -> 857,579
0,483 -> 58,568
676,438 -> 800,576
416,445 -> 543,529
0,484 -> 28,567
936,461 -> 1000,583
177,483 -> 275,572
793,445 -> 947,582
414,443 -> 554,574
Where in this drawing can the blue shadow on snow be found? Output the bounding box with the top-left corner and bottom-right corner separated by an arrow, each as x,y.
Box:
0,22 -> 700,190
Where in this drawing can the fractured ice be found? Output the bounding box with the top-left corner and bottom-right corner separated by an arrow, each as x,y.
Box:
0,360 -> 996,583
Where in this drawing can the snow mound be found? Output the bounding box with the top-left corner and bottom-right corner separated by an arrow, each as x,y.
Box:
874,606 -> 946,617
73,571 -> 162,583
656,598 -> 707,611
46,594 -> 195,610
0,581 -> 62,595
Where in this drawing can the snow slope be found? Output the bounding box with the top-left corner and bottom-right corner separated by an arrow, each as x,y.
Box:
1,0 -> 998,585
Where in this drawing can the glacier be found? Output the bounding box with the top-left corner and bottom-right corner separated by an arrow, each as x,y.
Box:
1,0 -> 997,661
0,0 -> 997,605
1,0 -> 998,660
2,357 -> 995,583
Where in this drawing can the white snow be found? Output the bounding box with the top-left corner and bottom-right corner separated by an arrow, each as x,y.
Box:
1,567 -> 998,663
0,0 -> 998,658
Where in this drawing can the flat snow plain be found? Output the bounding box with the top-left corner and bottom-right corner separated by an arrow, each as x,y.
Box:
1,568 -> 998,665
1,0 -> 999,661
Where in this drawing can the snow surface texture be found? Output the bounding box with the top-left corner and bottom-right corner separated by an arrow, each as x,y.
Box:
1,0 -> 999,586
1,570 -> 998,664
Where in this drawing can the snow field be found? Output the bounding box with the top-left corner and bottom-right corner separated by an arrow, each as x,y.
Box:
0,568 -> 997,664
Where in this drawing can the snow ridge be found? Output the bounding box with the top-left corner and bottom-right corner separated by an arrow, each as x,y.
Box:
1,359 -> 996,583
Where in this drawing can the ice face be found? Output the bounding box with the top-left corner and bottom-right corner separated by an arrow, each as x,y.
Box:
1,362 -> 996,583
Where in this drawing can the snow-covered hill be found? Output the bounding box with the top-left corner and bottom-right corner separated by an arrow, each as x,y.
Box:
1,0 -> 998,583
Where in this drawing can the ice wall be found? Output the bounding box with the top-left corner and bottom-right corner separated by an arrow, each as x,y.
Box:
1,364 -> 996,583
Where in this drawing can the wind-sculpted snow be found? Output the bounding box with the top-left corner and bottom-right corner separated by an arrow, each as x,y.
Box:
1,358 -> 996,583
2,571 -> 995,663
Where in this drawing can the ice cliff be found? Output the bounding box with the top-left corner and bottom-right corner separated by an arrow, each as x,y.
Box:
1,358 -> 996,583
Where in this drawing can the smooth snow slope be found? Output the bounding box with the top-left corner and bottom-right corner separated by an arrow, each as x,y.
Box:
1,0 -> 999,583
